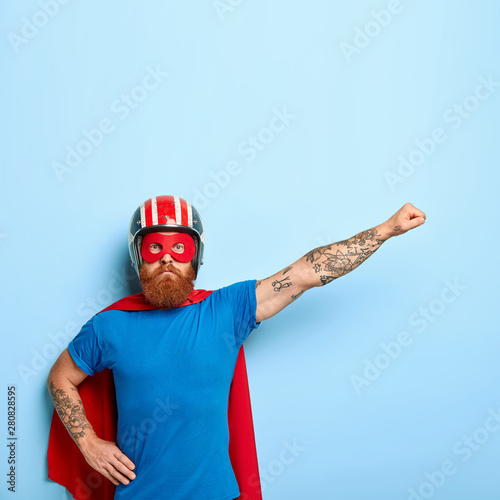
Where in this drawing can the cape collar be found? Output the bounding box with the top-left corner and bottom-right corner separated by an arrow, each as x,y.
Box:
99,289 -> 212,313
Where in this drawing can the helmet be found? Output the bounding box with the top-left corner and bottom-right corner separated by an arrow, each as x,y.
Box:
128,195 -> 205,277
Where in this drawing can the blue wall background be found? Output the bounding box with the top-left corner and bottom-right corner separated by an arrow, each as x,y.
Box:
1,1 -> 499,499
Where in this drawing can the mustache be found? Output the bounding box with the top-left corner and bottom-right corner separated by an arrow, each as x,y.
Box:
148,263 -> 183,280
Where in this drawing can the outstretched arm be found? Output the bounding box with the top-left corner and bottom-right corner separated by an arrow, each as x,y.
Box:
255,203 -> 426,322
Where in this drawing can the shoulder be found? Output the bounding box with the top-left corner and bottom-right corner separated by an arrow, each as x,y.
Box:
92,309 -> 139,328
208,280 -> 258,311
213,279 -> 257,297
94,309 -> 132,319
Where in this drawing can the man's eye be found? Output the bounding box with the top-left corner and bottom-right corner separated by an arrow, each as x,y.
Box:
172,243 -> 185,253
150,243 -> 162,253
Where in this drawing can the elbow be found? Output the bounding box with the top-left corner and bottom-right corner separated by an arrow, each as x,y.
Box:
298,272 -> 321,290
46,369 -> 54,393
46,361 -> 60,393
294,265 -> 318,290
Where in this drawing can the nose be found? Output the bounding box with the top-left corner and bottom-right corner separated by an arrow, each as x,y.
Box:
160,252 -> 173,264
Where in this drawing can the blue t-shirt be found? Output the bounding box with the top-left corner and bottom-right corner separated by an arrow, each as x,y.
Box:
68,279 -> 260,500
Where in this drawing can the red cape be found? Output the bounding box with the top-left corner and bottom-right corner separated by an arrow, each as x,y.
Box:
47,290 -> 262,500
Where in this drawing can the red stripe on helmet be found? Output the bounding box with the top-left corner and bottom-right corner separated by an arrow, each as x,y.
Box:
180,198 -> 188,226
144,199 -> 153,227
156,195 -> 176,225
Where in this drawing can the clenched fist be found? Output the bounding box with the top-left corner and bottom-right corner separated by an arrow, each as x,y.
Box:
381,203 -> 426,238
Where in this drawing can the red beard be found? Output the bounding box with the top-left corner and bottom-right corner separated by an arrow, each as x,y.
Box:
139,263 -> 196,309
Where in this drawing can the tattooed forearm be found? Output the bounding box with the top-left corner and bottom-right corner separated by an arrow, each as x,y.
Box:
48,381 -> 91,443
304,227 -> 387,286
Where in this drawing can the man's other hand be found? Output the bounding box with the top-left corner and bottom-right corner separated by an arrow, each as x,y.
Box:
80,436 -> 136,486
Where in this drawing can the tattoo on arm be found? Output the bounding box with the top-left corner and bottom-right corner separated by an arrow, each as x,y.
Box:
48,381 -> 90,442
282,266 -> 293,275
255,280 -> 262,288
305,228 -> 387,286
272,276 -> 292,292
291,290 -> 305,300
320,275 -> 335,286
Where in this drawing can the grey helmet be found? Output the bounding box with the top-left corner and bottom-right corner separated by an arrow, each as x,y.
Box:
128,195 -> 205,277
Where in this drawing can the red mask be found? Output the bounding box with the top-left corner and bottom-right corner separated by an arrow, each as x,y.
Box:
141,232 -> 196,263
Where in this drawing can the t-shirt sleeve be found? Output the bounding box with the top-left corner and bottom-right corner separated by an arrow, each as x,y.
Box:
67,316 -> 107,376
216,279 -> 260,349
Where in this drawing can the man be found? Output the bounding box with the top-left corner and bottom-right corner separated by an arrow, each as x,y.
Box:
47,195 -> 426,500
